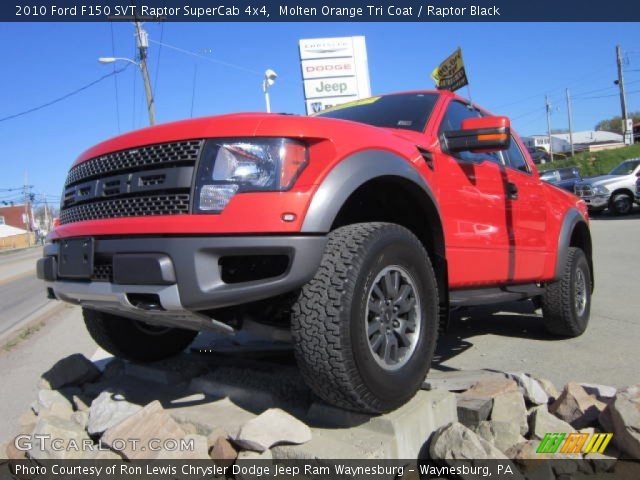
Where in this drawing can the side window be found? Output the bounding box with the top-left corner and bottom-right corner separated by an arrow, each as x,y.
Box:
502,137 -> 530,173
439,101 -> 502,165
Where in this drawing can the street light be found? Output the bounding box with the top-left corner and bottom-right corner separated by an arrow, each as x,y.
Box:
98,23 -> 156,125
263,69 -> 277,113
98,57 -> 139,67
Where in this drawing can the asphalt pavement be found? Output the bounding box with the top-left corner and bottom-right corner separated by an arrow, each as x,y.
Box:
0,247 -> 52,337
0,211 -> 639,439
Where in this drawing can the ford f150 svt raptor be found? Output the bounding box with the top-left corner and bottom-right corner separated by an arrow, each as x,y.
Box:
37,91 -> 593,413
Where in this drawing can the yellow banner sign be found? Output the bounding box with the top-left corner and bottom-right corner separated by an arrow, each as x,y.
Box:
431,48 -> 469,92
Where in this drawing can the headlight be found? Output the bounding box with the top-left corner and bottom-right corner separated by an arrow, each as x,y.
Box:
593,185 -> 609,195
195,138 -> 308,212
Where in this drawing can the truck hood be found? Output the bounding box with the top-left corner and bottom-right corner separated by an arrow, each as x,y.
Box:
74,113 -> 403,166
577,175 -> 623,188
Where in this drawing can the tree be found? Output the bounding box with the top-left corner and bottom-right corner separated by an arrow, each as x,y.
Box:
595,111 -> 640,134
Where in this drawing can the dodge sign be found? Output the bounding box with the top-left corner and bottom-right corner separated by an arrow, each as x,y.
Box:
299,36 -> 371,114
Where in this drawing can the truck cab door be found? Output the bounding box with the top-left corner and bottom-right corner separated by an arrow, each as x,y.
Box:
435,100 -> 511,287
500,135 -> 548,281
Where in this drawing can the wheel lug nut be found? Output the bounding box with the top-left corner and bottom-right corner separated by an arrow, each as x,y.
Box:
393,321 -> 399,328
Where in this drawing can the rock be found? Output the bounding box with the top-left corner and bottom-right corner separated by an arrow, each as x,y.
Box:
18,410 -> 37,427
462,377 -> 519,399
156,434 -> 210,460
422,369 -> 505,392
207,427 -> 229,448
585,452 -> 617,472
30,416 -> 91,460
40,353 -> 101,389
101,400 -> 187,460
456,397 -> 493,429
102,358 -> 125,379
32,389 -> 73,415
505,373 -> 548,405
170,395 -> 256,438
599,384 -> 640,458
535,377 -> 560,402
550,382 -> 606,429
507,441 -> 553,480
87,391 -> 142,435
581,383 -> 617,402
491,391 -> 529,435
234,408 -> 312,452
72,394 -> 93,412
210,436 -> 238,467
429,422 -> 509,460
71,410 -> 89,429
5,438 -> 26,460
614,460 -> 640,479
529,405 -> 574,440
475,421 -> 526,454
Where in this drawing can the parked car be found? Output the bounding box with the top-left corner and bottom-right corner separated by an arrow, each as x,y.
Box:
636,176 -> 640,203
574,158 -> 640,215
37,91 -> 593,413
540,167 -> 582,192
526,147 -> 550,164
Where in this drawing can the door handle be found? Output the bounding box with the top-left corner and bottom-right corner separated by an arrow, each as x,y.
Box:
507,182 -> 518,200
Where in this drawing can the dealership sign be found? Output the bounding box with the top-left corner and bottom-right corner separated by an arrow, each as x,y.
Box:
299,36 -> 371,114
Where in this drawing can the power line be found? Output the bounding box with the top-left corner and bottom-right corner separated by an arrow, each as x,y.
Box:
110,22 -> 121,133
148,39 -> 262,76
153,22 -> 164,96
0,65 -> 130,124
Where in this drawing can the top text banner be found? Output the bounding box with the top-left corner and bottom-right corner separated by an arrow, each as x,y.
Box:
5,0 -> 640,22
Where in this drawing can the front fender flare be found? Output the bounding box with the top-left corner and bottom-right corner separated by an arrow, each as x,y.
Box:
301,149 -> 439,232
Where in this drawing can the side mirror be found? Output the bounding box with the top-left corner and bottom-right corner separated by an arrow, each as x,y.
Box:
444,116 -> 511,153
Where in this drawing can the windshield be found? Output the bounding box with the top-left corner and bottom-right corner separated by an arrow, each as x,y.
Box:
314,93 -> 439,132
609,159 -> 640,175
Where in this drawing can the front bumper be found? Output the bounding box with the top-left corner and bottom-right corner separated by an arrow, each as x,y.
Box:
37,235 -> 327,329
576,194 -> 610,210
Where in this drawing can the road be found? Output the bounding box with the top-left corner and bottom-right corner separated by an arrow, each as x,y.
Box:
0,248 -> 52,337
0,212 -> 639,439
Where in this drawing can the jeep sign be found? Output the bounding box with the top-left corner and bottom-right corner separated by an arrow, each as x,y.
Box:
304,78 -> 359,99
299,36 -> 371,114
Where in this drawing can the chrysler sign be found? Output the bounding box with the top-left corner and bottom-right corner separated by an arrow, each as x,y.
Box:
299,36 -> 371,114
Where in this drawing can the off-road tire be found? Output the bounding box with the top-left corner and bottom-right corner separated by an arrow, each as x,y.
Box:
83,308 -> 198,362
291,222 -> 439,413
541,247 -> 591,337
610,193 -> 633,216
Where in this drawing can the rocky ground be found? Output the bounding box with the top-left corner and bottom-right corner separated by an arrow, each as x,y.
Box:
1,351 -> 639,479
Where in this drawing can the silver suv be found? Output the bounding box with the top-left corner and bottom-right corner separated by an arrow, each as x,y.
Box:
574,158 -> 640,215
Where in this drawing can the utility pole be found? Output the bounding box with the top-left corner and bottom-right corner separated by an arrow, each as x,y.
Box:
22,172 -> 32,247
42,193 -> 50,232
545,95 -> 554,162
134,22 -> 156,125
616,45 -> 631,144
566,88 -> 575,157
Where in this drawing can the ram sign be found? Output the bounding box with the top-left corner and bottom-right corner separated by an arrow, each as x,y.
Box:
299,36 -> 371,115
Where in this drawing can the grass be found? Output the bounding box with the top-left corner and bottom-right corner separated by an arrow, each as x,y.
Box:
2,321 -> 45,352
537,143 -> 640,176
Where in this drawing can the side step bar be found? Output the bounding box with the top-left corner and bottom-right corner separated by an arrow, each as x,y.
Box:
450,283 -> 545,307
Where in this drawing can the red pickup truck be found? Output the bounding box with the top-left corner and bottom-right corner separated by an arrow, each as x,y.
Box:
37,91 -> 593,413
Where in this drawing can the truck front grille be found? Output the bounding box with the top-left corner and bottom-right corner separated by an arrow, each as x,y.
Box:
60,194 -> 191,225
575,185 -> 593,197
60,140 -> 203,225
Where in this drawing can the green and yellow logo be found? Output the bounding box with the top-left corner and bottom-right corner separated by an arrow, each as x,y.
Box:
537,432 -> 613,454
